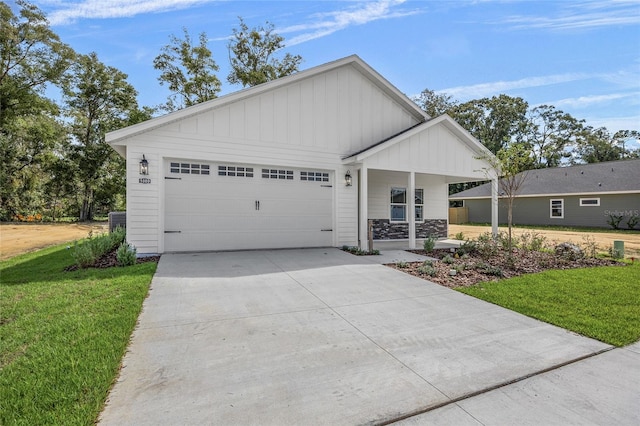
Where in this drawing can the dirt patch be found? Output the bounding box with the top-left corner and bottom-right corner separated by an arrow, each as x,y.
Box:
1,222 -> 108,260
390,248 -> 625,288
449,224 -> 640,257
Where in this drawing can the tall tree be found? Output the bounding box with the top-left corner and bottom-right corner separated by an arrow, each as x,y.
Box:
525,105 -> 585,168
575,127 -> 639,164
413,88 -> 457,118
62,52 -> 139,221
0,0 -> 74,220
451,95 -> 530,155
153,28 -> 221,111
227,17 -> 303,87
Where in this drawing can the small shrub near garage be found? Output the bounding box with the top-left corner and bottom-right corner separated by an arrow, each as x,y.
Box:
116,242 -> 137,266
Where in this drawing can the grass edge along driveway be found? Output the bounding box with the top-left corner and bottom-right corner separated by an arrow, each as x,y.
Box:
0,243 -> 157,426
458,262 -> 640,347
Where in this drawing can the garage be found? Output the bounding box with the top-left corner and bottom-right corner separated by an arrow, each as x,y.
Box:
164,160 -> 334,252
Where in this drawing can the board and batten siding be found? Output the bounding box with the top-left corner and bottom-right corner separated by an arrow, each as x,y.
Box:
464,194 -> 639,228
119,63 -> 422,253
362,124 -> 489,181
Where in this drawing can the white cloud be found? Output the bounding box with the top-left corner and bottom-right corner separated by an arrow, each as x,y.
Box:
552,92 -> 640,109
281,0 -> 422,46
440,73 -> 592,99
45,0 -> 218,26
500,1 -> 640,31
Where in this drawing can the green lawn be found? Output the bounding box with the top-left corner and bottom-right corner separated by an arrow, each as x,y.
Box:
0,243 -> 157,425
459,262 -> 640,347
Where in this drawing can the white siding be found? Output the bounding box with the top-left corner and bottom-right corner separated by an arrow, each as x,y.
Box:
363,125 -> 488,180
126,148 -> 161,253
367,171 -> 447,220
336,167 -> 358,247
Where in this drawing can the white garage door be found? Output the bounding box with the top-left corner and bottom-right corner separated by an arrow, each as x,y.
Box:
164,160 -> 334,252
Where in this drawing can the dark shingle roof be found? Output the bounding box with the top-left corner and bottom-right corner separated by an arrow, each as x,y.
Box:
449,159 -> 640,199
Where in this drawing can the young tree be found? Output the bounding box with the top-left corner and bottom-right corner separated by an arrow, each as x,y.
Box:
153,28 -> 221,111
62,52 -> 139,221
479,143 -> 534,251
227,17 -> 303,87
525,105 -> 584,168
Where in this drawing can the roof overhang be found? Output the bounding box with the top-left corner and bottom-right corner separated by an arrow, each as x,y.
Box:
106,55 -> 428,147
343,114 -> 494,164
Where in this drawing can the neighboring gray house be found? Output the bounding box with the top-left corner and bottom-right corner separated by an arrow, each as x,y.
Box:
449,159 -> 640,229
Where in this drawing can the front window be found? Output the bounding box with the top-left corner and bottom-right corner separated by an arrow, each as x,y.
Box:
550,199 -> 564,218
390,187 -> 406,221
390,188 -> 424,222
415,189 -> 424,222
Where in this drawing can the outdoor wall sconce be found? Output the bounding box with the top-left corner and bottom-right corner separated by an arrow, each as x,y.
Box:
139,155 -> 149,175
345,170 -> 352,187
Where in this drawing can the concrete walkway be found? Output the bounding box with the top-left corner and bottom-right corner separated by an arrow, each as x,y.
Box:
99,248 -> 637,425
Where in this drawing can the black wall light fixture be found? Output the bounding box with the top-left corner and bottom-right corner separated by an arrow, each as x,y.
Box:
139,155 -> 149,175
345,170 -> 352,187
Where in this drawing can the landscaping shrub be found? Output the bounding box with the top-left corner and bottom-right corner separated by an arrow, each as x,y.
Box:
475,233 -> 500,259
72,226 -> 126,268
627,215 -> 639,230
454,232 -> 465,240
606,213 -> 624,229
423,235 -> 436,252
519,231 -> 547,252
116,242 -> 137,266
417,264 -> 437,276
441,254 -> 455,264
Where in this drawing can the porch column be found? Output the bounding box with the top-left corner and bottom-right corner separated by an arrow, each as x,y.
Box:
491,175 -> 499,237
408,171 -> 416,249
359,166 -> 368,250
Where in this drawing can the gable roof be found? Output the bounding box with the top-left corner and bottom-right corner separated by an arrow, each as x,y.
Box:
106,55 -> 428,146
342,114 -> 492,162
449,159 -> 640,199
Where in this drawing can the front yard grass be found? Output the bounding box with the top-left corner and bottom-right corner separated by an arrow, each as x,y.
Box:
458,262 -> 640,347
0,243 -> 157,425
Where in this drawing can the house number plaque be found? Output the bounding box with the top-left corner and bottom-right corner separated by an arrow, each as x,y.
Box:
139,178 -> 151,184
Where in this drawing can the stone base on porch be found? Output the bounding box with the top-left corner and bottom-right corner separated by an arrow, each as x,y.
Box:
370,219 -> 447,240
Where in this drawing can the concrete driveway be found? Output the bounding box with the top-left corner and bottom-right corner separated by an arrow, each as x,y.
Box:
99,248 -> 636,425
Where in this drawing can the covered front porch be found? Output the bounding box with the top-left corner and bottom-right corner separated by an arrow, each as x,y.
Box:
342,115 -> 499,251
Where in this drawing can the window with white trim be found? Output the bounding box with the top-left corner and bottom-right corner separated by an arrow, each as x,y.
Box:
550,199 -> 564,218
262,168 -> 294,180
415,189 -> 424,222
300,171 -> 329,182
390,188 -> 424,222
580,198 -> 600,206
218,165 -> 253,177
170,162 -> 210,175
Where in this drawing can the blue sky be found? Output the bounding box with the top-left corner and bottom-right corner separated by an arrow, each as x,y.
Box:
19,0 -> 640,133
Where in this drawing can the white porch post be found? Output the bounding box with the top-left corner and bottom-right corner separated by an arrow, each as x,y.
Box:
491,175 -> 499,237
408,171 -> 416,249
359,166 -> 369,250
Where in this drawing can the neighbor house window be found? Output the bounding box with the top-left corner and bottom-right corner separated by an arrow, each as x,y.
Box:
550,199 -> 564,218
218,165 -> 253,177
390,187 -> 407,222
390,188 -> 424,222
580,198 -> 600,206
170,162 -> 210,175
415,189 -> 424,222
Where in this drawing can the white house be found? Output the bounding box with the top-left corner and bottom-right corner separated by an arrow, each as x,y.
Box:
106,55 -> 498,255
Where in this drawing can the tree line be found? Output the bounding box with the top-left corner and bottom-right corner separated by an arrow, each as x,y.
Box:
2,1 -> 637,222
1,1 -> 302,221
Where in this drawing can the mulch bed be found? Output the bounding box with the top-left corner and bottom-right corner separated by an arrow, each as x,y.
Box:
388,248 -> 624,288
65,249 -> 160,271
